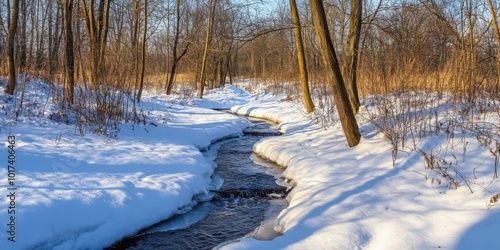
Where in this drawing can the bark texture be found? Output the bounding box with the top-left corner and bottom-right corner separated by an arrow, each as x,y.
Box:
309,0 -> 361,147
5,0 -> 20,95
64,0 -> 75,104
343,0 -> 362,114
290,0 -> 314,113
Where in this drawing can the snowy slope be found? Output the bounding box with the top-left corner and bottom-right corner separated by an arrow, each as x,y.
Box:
0,82 -> 251,249
226,91 -> 500,250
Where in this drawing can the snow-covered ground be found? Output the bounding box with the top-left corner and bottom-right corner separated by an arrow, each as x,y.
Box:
225,89 -> 500,249
0,80 -> 251,249
1,78 -> 499,249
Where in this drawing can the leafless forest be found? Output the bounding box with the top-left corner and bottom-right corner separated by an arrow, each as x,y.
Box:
1,0 -> 499,91
0,0 -> 499,148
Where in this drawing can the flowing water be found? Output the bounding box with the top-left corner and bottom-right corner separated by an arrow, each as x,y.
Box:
106,117 -> 288,250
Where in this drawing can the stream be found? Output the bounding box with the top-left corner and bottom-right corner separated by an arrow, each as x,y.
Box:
106,117 -> 288,249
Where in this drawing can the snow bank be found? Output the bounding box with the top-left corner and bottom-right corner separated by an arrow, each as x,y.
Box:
0,83 -> 251,249
227,91 -> 500,249
1,79 -> 498,249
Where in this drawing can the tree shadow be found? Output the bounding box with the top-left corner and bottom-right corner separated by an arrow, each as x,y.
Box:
455,207 -> 500,249
269,141 -> 426,248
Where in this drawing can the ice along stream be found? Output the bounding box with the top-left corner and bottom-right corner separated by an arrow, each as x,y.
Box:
106,117 -> 289,249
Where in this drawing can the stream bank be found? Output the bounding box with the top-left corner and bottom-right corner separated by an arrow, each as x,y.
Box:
106,117 -> 288,249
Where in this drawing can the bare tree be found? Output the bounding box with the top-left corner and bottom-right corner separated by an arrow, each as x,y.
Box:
132,0 -> 140,91
309,0 -> 361,147
487,0 -> 500,92
343,0 -> 362,113
5,0 -> 20,95
136,0 -> 147,103
290,0 -> 314,113
81,0 -> 112,83
64,0 -> 75,105
166,0 -> 191,95
48,2 -> 62,76
199,0 -> 216,98
19,0 -> 27,70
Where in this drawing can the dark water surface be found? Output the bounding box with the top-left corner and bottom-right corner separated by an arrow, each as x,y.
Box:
106,118 -> 287,250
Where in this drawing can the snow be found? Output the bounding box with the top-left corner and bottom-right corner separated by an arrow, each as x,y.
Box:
0,81 -> 251,249
0,77 -> 499,250
225,90 -> 500,250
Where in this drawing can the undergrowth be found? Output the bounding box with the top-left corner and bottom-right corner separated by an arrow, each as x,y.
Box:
242,78 -> 499,200
2,74 -> 147,137
361,90 -> 499,200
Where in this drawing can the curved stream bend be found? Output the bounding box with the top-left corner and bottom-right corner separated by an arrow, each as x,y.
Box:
106,117 -> 288,249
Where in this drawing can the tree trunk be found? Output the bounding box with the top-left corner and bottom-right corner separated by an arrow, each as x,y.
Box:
219,59 -> 224,87
50,5 -> 62,75
166,60 -> 178,95
19,0 -> 27,70
227,57 -> 233,85
75,2 -> 85,82
48,0 -> 54,75
290,0 -> 314,113
199,0 -> 216,98
64,0 -> 75,105
7,0 -> 11,30
309,0 -> 361,147
487,0 -> 500,92
132,0 -> 140,91
166,0 -> 191,95
98,0 -> 111,74
82,0 -> 97,82
137,0 -> 147,103
166,0 -> 181,95
5,0 -> 20,95
81,0 -> 111,83
343,0 -> 362,114
35,0 -> 49,70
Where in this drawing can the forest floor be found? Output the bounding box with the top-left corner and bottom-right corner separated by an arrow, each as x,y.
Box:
0,78 -> 499,249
